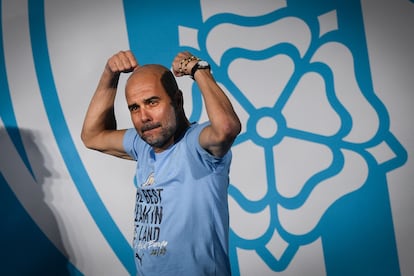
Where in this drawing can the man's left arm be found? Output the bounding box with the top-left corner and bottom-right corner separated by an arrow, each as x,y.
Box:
173,52 -> 241,157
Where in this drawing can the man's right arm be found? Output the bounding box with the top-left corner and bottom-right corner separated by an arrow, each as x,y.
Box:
81,50 -> 138,160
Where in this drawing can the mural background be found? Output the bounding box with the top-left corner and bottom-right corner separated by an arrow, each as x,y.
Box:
1,0 -> 413,275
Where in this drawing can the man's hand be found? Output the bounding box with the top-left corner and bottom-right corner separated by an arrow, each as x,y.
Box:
172,51 -> 199,77
106,50 -> 139,75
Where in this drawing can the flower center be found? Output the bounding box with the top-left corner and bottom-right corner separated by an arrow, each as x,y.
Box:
256,116 -> 278,139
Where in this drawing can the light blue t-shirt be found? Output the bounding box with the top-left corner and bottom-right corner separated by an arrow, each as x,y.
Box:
123,122 -> 232,276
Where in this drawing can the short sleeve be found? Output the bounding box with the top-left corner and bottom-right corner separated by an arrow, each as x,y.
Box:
123,128 -> 139,161
186,122 -> 232,173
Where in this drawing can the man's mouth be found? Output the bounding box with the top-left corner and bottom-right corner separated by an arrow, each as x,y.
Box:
141,123 -> 161,133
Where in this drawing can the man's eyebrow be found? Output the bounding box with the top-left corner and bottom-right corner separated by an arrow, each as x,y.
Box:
143,96 -> 161,103
128,96 -> 160,110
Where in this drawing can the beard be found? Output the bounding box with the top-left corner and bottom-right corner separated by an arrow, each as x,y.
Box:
141,123 -> 175,149
139,112 -> 177,150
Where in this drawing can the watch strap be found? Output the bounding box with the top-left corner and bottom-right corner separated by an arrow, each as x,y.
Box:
191,61 -> 211,79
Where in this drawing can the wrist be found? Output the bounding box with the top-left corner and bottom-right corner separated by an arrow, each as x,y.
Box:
102,67 -> 120,88
190,60 -> 211,79
178,55 -> 199,75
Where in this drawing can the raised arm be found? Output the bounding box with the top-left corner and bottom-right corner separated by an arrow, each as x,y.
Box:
81,50 -> 138,159
172,52 -> 241,157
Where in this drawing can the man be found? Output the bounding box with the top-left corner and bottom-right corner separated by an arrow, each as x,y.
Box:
81,50 -> 241,275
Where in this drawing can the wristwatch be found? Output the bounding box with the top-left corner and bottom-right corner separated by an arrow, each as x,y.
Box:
191,60 -> 210,79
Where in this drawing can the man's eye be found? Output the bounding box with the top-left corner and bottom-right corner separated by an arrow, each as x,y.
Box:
148,100 -> 158,106
129,104 -> 139,112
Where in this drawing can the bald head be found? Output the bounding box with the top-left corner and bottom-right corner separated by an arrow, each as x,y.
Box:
131,64 -> 169,78
126,64 -> 179,100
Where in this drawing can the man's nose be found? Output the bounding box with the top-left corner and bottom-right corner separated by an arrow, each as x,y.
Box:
140,107 -> 151,122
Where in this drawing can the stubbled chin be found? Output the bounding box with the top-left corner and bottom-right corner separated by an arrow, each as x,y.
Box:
141,128 -> 160,141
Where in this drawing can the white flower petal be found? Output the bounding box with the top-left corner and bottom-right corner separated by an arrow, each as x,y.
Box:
273,137 -> 334,198
229,55 -> 294,108
282,71 -> 342,136
311,42 -> 380,143
229,196 -> 270,240
230,140 -> 268,201
278,149 -> 368,235
206,17 -> 311,65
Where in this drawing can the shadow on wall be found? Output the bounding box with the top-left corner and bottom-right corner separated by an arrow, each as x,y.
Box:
0,127 -> 78,275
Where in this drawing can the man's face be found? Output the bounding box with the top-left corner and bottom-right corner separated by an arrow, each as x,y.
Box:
125,70 -> 177,152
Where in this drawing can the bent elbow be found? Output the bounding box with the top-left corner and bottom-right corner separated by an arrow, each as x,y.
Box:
80,130 -> 99,150
81,133 -> 93,150
221,118 -> 242,142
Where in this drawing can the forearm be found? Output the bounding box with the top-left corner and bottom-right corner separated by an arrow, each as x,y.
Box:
81,68 -> 120,148
194,69 -> 241,144
172,51 -> 241,156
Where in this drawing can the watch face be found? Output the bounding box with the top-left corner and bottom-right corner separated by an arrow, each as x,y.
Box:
198,60 -> 210,68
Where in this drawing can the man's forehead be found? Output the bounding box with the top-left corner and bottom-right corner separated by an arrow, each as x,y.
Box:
125,74 -> 167,101
126,65 -> 166,90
